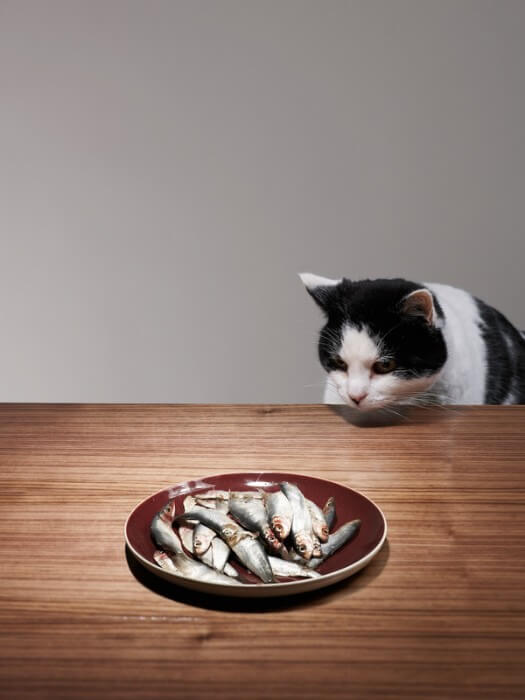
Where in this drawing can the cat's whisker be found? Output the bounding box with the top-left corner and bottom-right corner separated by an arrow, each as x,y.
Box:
379,405 -> 408,420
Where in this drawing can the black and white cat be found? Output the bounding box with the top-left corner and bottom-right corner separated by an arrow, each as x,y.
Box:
300,273 -> 525,409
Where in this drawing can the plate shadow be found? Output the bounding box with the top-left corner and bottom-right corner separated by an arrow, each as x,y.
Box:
125,539 -> 390,613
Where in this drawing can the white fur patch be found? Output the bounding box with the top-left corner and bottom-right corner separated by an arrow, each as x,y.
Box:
425,283 -> 486,404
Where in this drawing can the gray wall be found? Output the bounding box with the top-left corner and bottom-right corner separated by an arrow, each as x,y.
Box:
1,0 -> 524,403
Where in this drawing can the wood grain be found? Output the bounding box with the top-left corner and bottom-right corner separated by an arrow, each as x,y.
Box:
1,404 -> 524,699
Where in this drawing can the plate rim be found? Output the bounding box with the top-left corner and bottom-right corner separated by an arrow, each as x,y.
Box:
124,471 -> 388,597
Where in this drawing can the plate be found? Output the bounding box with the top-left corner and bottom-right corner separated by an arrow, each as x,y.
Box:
125,472 -> 387,598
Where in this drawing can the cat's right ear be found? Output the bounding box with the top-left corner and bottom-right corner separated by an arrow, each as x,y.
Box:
299,272 -> 341,311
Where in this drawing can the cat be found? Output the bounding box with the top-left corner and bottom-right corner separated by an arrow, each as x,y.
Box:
300,273 -> 525,409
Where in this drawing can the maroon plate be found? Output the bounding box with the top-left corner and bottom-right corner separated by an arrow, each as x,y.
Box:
125,472 -> 387,597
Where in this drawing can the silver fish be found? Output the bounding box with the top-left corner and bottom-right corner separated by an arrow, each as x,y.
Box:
178,525 -> 195,553
231,535 -> 274,583
307,519 -> 362,568
197,489 -> 262,503
183,495 -> 197,512
176,507 -> 274,583
215,497 -> 230,514
306,498 -> 330,542
322,496 -> 336,530
153,549 -> 179,573
193,523 -> 216,556
268,556 -> 322,580
153,549 -> 240,586
150,500 -> 183,554
179,524 -> 238,577
222,561 -> 240,578
211,536 -> 230,572
279,482 -> 316,560
185,493 -> 217,556
193,489 -> 230,502
229,496 -> 282,553
265,490 -> 293,540
223,562 -> 240,578
195,496 -> 231,513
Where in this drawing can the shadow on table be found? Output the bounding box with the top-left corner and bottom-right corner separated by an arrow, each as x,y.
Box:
328,404 -> 459,427
125,539 -> 390,613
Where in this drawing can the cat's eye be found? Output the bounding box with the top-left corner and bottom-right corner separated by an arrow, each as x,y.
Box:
330,356 -> 348,372
373,358 -> 397,374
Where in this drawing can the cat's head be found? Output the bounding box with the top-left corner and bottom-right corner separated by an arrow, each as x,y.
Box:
300,273 -> 448,410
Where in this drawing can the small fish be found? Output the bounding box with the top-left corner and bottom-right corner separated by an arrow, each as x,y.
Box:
193,523 -> 216,556
178,525 -> 195,553
265,490 -> 293,540
193,489 -> 230,502
279,482 -> 316,560
232,535 -> 274,583
215,497 -> 230,514
268,556 -> 322,580
306,498 -> 330,542
153,549 -> 240,586
322,497 -> 336,531
312,534 -> 322,559
211,536 -> 230,572
150,500 -> 183,554
307,519 -> 362,568
196,489 -> 262,503
222,561 -> 240,578
176,507 -> 274,583
153,549 -> 178,573
194,495 -> 227,511
183,495 -> 197,512
229,496 -> 282,553
180,522 -> 237,577
185,493 -> 218,556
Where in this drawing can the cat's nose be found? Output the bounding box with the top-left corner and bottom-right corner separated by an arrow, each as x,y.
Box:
349,391 -> 368,405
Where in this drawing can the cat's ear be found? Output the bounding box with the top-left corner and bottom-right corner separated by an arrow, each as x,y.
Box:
299,272 -> 341,311
401,289 -> 436,325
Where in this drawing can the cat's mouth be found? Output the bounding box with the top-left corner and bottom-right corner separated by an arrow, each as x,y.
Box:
344,396 -> 385,411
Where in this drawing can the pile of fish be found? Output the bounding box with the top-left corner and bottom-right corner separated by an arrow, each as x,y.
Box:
151,481 -> 361,585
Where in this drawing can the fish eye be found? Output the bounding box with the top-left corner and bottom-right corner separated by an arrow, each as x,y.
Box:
329,356 -> 347,372
372,358 -> 397,374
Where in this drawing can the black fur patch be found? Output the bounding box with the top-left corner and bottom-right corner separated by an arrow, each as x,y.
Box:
475,298 -> 525,404
310,278 -> 448,379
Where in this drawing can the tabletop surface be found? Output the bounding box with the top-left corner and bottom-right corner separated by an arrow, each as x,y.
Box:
1,403 -> 524,699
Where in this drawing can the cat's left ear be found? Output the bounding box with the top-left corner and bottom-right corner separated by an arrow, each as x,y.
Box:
299,272 -> 341,311
401,289 -> 436,325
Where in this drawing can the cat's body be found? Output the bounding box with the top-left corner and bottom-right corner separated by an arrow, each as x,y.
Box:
301,274 -> 525,409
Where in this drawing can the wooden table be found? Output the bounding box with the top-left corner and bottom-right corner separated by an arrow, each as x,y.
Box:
1,404 -> 524,699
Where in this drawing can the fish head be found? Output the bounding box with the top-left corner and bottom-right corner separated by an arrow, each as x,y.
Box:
159,500 -> 176,524
262,528 -> 282,553
220,523 -> 242,547
319,524 -> 330,542
294,532 -> 315,560
193,536 -> 206,555
271,515 -> 291,540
